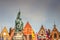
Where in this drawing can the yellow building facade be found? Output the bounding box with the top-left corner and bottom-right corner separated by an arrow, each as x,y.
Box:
1,27 -> 10,40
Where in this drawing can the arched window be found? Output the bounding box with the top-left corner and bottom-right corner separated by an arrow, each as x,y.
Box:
54,33 -> 57,38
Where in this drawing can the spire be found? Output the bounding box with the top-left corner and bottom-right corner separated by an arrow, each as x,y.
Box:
54,20 -> 56,28
52,20 -> 58,31
41,25 -> 44,29
16,11 -> 21,19
15,10 -> 23,32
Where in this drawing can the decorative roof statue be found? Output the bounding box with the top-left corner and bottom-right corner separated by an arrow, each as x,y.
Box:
15,11 -> 23,32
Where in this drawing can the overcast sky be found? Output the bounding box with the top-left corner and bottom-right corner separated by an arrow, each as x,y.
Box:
0,0 -> 60,32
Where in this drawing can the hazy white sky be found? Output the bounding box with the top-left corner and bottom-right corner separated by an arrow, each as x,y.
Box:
0,0 -> 60,32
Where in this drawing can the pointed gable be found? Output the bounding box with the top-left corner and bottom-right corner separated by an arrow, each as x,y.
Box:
1,27 -> 9,37
23,22 -> 33,35
38,25 -> 46,35
40,25 -> 45,31
24,22 -> 32,29
52,24 -> 58,32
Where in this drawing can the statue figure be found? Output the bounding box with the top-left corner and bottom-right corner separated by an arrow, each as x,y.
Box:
15,11 -> 23,32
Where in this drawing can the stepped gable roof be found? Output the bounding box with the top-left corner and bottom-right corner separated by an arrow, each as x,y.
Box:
23,22 -> 33,35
